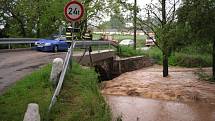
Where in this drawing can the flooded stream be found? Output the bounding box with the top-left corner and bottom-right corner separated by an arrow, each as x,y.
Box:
106,95 -> 215,121
102,65 -> 215,121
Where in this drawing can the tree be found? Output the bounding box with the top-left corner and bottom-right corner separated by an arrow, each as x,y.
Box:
77,0 -> 109,34
177,0 -> 215,79
0,0 -> 111,38
136,0 -> 180,77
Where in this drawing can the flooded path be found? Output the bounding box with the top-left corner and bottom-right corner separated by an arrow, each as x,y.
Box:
106,95 -> 215,121
102,65 -> 215,121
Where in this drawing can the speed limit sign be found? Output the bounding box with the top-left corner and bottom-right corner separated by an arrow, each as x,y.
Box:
64,1 -> 84,21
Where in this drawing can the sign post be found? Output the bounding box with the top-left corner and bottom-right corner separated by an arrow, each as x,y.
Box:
48,1 -> 85,112
64,1 -> 84,22
64,0 -> 84,64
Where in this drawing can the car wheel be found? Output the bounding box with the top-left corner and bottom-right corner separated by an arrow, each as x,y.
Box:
53,45 -> 58,53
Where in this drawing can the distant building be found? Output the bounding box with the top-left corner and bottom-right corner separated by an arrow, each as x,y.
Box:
125,22 -> 133,28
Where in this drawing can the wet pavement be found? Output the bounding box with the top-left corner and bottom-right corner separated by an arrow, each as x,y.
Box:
106,95 -> 215,121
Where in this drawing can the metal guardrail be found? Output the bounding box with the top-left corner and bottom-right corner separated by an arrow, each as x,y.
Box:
48,43 -> 74,112
0,38 -> 118,47
0,38 -> 39,44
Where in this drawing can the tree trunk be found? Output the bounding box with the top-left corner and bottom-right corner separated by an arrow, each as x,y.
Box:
36,0 -> 40,38
163,53 -> 168,77
133,0 -> 137,50
37,20 -> 40,38
162,0 -> 168,77
213,38 -> 215,79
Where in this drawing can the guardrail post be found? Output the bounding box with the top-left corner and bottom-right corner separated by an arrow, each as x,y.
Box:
50,58 -> 64,88
109,41 -> 111,51
8,44 -> 11,49
23,103 -> 40,121
98,44 -> 100,53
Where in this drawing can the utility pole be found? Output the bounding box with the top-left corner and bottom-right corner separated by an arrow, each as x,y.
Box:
133,0 -> 137,50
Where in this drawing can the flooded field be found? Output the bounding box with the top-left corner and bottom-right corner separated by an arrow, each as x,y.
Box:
102,65 -> 215,121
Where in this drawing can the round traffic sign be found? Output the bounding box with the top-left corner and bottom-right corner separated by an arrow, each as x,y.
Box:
64,1 -> 84,21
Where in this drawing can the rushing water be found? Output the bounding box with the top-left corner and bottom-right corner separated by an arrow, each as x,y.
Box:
106,95 -> 215,121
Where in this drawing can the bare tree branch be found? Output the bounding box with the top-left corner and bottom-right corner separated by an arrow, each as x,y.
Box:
136,18 -> 162,50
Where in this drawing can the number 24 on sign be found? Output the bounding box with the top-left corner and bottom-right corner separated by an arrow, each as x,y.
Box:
69,8 -> 80,15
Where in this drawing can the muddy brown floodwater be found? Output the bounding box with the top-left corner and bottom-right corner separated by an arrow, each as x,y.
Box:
102,65 -> 215,121
106,95 -> 215,121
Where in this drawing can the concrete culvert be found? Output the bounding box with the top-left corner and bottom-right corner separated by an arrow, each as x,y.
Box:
94,65 -> 112,82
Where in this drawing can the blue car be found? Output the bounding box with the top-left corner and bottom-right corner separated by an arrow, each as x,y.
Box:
35,36 -> 69,52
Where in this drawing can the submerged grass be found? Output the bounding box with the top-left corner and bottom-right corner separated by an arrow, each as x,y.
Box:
49,62 -> 111,121
0,65 -> 52,121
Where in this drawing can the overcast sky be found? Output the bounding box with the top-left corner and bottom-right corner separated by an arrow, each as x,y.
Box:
127,0 -> 152,8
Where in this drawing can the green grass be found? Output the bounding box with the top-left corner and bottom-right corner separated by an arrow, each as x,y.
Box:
144,47 -> 212,67
170,52 -> 212,67
49,62 -> 111,121
0,65 -> 53,121
0,62 -> 111,121
143,47 -> 163,64
118,46 -> 145,57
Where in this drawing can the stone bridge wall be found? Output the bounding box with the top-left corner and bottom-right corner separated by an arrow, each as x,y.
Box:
93,56 -> 154,80
74,51 -> 154,80
112,56 -> 154,77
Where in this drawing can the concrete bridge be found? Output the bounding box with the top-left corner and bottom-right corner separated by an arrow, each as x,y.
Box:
73,50 -> 154,81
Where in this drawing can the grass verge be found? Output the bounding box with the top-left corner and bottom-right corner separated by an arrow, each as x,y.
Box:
0,62 -> 111,121
49,62 -> 111,121
0,65 -> 52,121
118,46 -> 145,57
144,47 -> 212,67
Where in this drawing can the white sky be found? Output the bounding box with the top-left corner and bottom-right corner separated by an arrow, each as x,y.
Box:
127,0 -> 152,8
97,0 -> 152,23
128,0 -> 151,5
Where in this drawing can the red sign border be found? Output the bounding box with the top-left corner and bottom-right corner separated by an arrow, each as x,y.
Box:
64,1 -> 84,21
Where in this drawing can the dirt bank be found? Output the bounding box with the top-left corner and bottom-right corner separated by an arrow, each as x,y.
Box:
102,65 -> 215,103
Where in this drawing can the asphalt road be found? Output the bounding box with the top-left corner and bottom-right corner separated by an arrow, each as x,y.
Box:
0,50 -> 67,94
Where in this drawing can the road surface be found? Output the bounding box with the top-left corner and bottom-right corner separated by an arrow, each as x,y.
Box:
0,50 -> 66,94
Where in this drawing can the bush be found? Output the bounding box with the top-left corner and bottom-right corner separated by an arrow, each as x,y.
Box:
173,53 -> 212,67
118,46 -> 145,57
144,47 -> 163,64
144,47 -> 212,67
